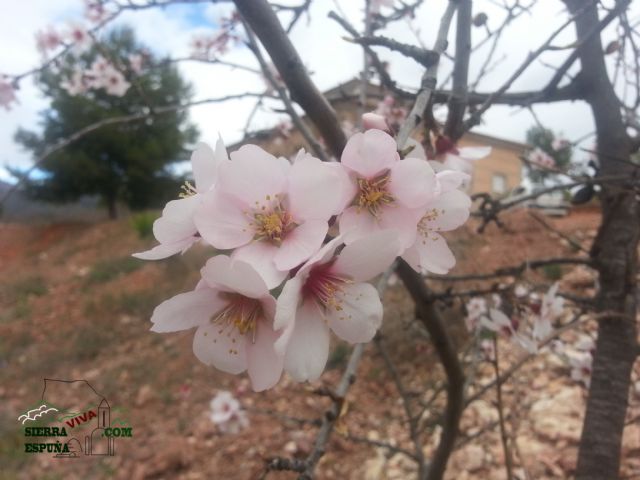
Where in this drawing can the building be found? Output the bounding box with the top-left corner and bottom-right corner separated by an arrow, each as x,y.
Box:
235,79 -> 525,196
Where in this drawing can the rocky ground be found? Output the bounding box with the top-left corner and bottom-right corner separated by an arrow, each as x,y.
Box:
0,205 -> 638,479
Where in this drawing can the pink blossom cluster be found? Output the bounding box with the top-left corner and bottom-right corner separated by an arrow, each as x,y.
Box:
465,283 -> 565,355
429,134 -> 491,189
551,137 -> 570,151
134,120 -> 471,391
60,55 -> 132,97
373,95 -> 408,131
35,23 -> 92,57
84,0 -> 112,24
0,76 -> 18,111
209,391 -> 249,434
189,14 -> 240,60
526,147 -> 556,169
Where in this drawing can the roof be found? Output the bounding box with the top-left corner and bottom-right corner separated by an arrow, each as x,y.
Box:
232,78 -> 527,152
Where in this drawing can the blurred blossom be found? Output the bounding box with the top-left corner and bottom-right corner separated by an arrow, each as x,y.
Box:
209,391 -> 249,434
61,70 -> 88,96
532,282 -> 563,341
128,53 -> 144,75
480,338 -> 495,361
527,147 -> 556,169
574,334 -> 596,353
65,22 -> 93,53
552,137 -> 570,151
374,95 -> 406,131
465,297 -> 487,332
0,76 -> 18,111
84,0 -> 111,23
35,27 -> 63,55
514,284 -> 529,297
568,351 -> 592,388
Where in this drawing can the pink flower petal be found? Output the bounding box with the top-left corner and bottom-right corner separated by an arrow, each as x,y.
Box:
274,219 -> 328,271
326,282 -> 382,343
191,142 -> 218,193
194,189 -> 253,249
338,205 -> 380,244
436,170 -> 470,193
221,145 -> 287,206
378,205 -> 423,249
389,157 -> 437,208
153,196 -> 200,244
201,254 -> 270,299
332,230 -> 399,282
247,320 -> 284,391
283,301 -> 330,382
362,112 -> 388,131
193,323 -> 247,374
402,231 -> 455,274
132,236 -> 196,260
288,153 -> 352,220
273,275 -> 303,338
231,241 -> 288,290
150,288 -> 226,332
341,130 -> 399,178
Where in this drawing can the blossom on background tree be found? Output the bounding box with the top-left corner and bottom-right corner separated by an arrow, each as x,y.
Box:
209,390 -> 249,434
0,76 -> 17,111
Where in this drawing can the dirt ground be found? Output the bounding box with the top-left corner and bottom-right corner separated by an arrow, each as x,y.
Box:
1,205 -> 639,480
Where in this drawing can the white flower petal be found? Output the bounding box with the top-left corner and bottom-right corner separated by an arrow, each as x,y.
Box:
193,323 -> 247,374
326,283 -> 382,343
201,254 -> 270,299
150,288 -> 225,332
247,320 -> 284,392
283,301 -> 330,382
231,242 -> 288,290
332,230 -> 399,282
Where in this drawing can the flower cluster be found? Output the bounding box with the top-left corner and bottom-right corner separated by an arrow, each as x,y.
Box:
61,55 -> 132,97
372,95 -> 408,132
189,13 -> 240,60
209,391 -> 249,434
430,134 -> 491,189
466,283 -> 565,355
0,76 -> 18,111
526,147 -> 556,169
135,121 -> 471,391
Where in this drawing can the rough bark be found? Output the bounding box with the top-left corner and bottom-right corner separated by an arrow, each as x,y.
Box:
563,1 -> 640,478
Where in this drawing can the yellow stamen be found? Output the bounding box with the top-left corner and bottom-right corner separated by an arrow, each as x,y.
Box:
356,171 -> 394,217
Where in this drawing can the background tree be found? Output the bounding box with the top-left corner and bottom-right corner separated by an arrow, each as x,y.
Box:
14,26 -> 198,219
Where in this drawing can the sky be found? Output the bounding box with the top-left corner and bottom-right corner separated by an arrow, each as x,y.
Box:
0,0 -> 633,183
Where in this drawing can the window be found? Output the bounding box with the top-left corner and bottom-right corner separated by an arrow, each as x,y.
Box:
491,173 -> 507,194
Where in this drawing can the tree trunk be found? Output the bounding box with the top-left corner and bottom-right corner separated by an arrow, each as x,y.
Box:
564,1 -> 639,478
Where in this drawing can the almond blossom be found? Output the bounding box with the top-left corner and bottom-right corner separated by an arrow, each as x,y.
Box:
480,308 -> 536,353
133,140 -> 228,260
61,70 -> 88,96
401,184 -> 471,275
35,27 -> 62,55
150,255 -> 283,392
0,76 -> 18,111
527,147 -> 555,169
84,0 -> 111,24
194,147 -> 350,288
273,231 -> 400,382
209,391 -> 249,434
128,53 -> 144,75
431,134 -> 491,187
338,129 -> 437,249
465,297 -> 487,332
65,22 -> 93,53
569,351 -> 593,388
552,137 -> 570,151
532,282 -> 564,341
